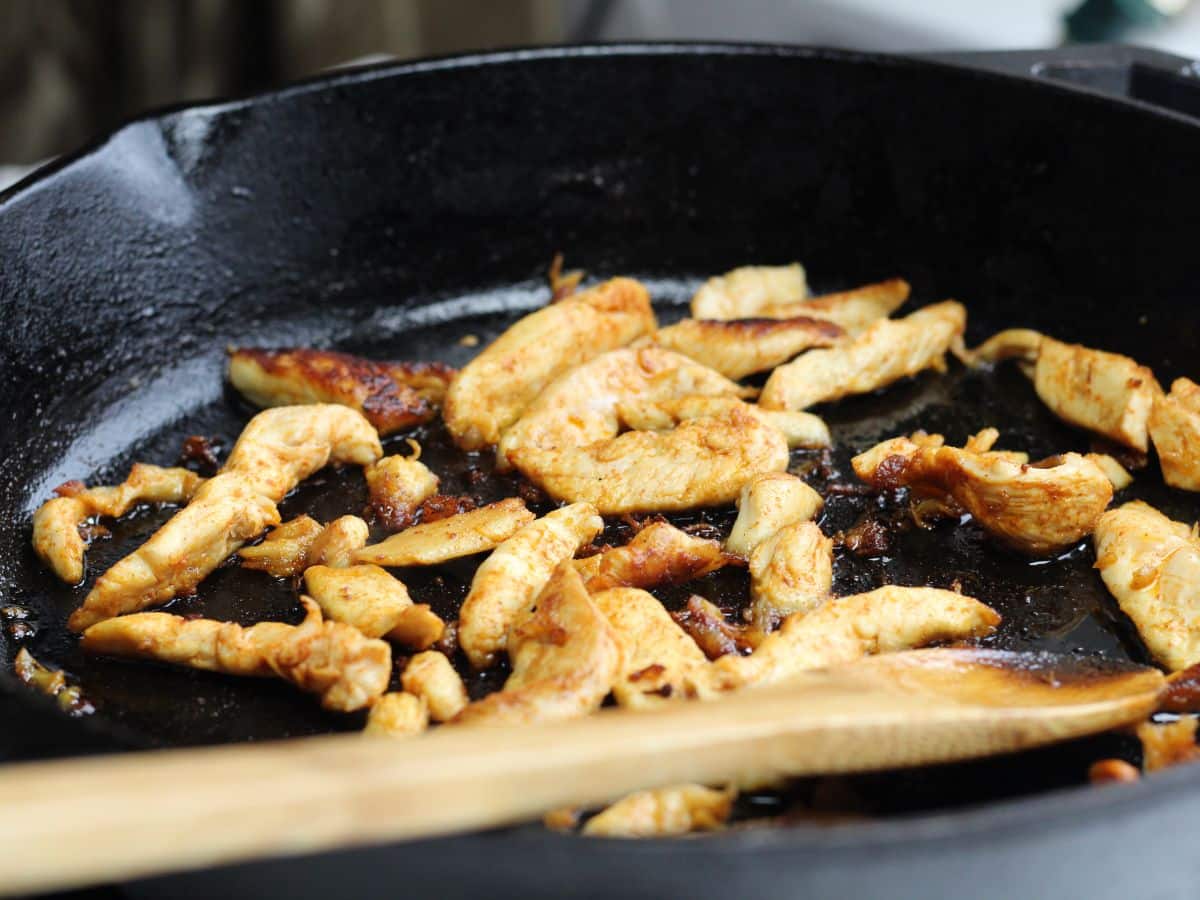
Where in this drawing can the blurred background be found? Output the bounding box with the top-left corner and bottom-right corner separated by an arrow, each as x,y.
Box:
3,0 -> 1200,184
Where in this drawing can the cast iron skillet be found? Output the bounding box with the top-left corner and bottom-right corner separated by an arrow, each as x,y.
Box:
4,43 -> 1200,899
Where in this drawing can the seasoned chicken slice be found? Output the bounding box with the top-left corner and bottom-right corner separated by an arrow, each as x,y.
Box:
307,516 -> 370,568
690,263 -> 808,319
238,515 -> 325,578
970,330 -> 1160,452
583,785 -> 735,837
758,278 -> 911,332
511,404 -> 789,514
760,301 -> 966,410
852,431 -> 1113,556
303,564 -> 444,649
748,521 -> 834,631
33,463 -> 204,584
453,564 -> 621,725
592,587 -> 709,709
354,498 -> 535,567
726,472 -> 824,557
646,315 -> 843,379
81,597 -> 391,711
364,692 -> 429,737
616,395 -> 831,450
444,277 -> 656,449
401,651 -> 469,722
574,521 -> 729,592
458,503 -> 603,669
1093,501 -> 1200,671
228,347 -> 455,435
68,472 -> 280,632
364,442 -> 439,530
1150,378 -> 1200,491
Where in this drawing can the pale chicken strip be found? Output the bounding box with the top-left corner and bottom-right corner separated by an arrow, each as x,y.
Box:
748,521 -> 834,631
592,587 -> 709,709
307,515 -> 370,568
758,278 -> 911,331
574,521 -> 730,593
583,785 -> 735,837
760,301 -> 966,411
852,431 -> 1113,556
647,315 -> 843,379
444,277 -> 656,450
453,564 -> 621,725
1093,501 -> 1200,671
725,472 -> 824,557
81,597 -> 391,711
616,394 -> 830,450
238,515 -> 325,578
354,498 -> 535,567
690,263 -> 808,319
401,651 -> 469,722
1150,378 -> 1200,491
364,442 -> 439,531
364,692 -> 429,737
458,503 -> 603,669
303,564 -> 444,648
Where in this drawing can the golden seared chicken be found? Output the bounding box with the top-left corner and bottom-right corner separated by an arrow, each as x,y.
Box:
354,498 -> 535,567
228,347 -> 455,435
760,301 -> 966,411
81,597 -> 391,711
748,521 -> 834,631
496,346 -> 749,468
574,521 -> 730,592
582,785 -> 735,837
725,472 -> 824,557
453,564 -> 621,726
970,329 -> 1160,452
238,515 -> 325,578
444,277 -> 656,450
758,278 -> 911,331
646,315 -> 842,379
306,515 -> 370,568
1150,378 -> 1200,491
615,395 -> 831,450
33,463 -> 204,584
510,403 -> 789,514
690,263 -> 808,319
1094,501 -> 1200,671
592,587 -> 709,709
303,564 -> 444,649
852,430 -> 1113,556
364,442 -> 439,530
364,692 -> 429,737
401,650 -> 469,721
458,503 -> 603,669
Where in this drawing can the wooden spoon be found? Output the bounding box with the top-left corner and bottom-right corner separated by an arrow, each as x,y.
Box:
0,648 -> 1162,896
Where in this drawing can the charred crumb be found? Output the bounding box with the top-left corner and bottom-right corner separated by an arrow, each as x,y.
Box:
838,514 -> 893,557
434,619 -> 460,657
418,494 -> 477,523
179,434 -> 222,473
77,521 -> 112,543
516,479 -> 549,506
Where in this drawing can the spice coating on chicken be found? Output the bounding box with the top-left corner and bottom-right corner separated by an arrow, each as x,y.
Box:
615,395 -> 831,450
364,692 -> 429,737
690,263 -> 808,319
364,443 -> 440,531
582,784 -> 735,837
401,651 -> 469,721
748,521 -> 834,630
303,563 -> 444,649
238,515 -> 325,578
574,521 -> 730,593
758,278 -> 911,331
725,472 -> 824,558
443,277 -> 656,450
307,516 -> 370,568
354,498 -> 535,567
646,315 -> 843,379
1150,378 -> 1200,491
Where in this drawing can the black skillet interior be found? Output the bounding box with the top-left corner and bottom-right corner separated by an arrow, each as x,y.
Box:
3,42 -> 1200,897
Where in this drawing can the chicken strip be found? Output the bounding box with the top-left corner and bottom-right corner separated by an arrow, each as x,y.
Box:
726,472 -> 824,557
453,564 -> 621,725
748,521 -> 834,630
1150,378 -> 1200,491
32,464 -> 205,584
401,651 -> 469,721
646,315 -> 843,379
364,692 -> 429,738
364,441 -> 439,531
354,498 -> 535,567
970,330 -> 1160,452
760,301 -> 966,411
574,521 -> 730,593
592,587 -> 709,709
458,503 -> 603,669
1093,501 -> 1200,671
511,404 -> 789,514
238,515 -> 325,578
307,516 -> 370,568
583,785 -> 735,837
303,563 -> 444,649
228,347 -> 455,435
758,278 -> 911,332
690,263 -> 808,319
444,277 -> 656,449
852,431 -> 1113,556
81,597 -> 391,711
616,395 -> 830,450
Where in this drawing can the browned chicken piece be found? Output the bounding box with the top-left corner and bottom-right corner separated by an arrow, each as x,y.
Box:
444,277 -> 657,450
970,329 -> 1160,452
852,430 -> 1113,556
1137,718 -> 1200,772
303,563 -> 444,649
238,515 -> 325,578
453,564 -> 621,726
228,347 -> 455,435
458,503 -> 603,669
582,784 -> 736,837
592,587 -> 709,709
725,472 -> 824,557
760,301 -> 966,411
748,521 -> 834,631
510,404 -> 789,514
615,395 -> 831,450
32,464 -> 205,584
690,263 -> 808,319
673,595 -> 763,660
646,315 -> 843,379
364,441 -> 440,531
354,498 -> 535,567
1093,501 -> 1200,671
13,648 -> 91,715
574,521 -> 730,593
1150,378 -> 1200,491
364,692 -> 429,738
401,650 -> 469,721
388,605 -> 446,651
68,472 -> 281,632
547,252 -> 584,301
758,278 -> 911,332
81,597 -> 391,711
307,515 -> 370,568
